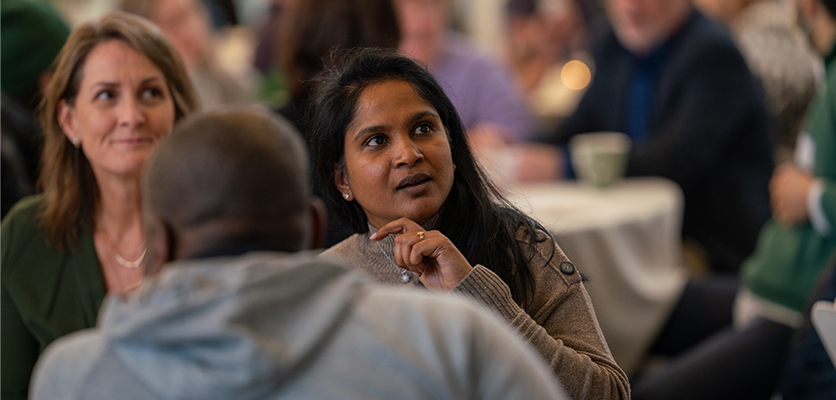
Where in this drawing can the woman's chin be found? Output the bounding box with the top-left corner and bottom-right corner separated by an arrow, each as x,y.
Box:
92,157 -> 153,180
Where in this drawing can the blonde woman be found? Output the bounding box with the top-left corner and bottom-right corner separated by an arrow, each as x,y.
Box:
0,12 -> 196,399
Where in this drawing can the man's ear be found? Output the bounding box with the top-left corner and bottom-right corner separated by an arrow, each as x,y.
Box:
144,217 -> 176,277
309,197 -> 327,249
334,163 -> 352,200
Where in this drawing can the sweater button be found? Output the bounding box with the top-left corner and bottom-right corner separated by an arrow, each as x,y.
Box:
559,261 -> 575,275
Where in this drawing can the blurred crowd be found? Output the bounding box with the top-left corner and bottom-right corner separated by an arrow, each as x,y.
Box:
4,0 -> 836,399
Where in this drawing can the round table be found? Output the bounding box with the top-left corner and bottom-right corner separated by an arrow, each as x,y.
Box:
504,177 -> 688,375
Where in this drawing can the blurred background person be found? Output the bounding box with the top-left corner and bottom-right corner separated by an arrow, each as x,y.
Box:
395,0 -> 536,147
1,11 -> 196,400
121,0 -> 252,110
250,0 -> 287,109
696,0 -> 822,162
277,0 -> 400,141
632,0 -> 836,398
776,0 -> 836,395
252,0 -> 286,76
522,0 -> 774,274
503,0 -> 593,132
277,0 -> 401,247
1,0 -> 70,217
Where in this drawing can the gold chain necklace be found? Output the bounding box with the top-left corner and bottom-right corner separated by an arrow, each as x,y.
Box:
98,229 -> 146,269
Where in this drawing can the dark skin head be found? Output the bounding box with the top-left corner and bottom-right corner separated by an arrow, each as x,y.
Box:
141,106 -> 326,276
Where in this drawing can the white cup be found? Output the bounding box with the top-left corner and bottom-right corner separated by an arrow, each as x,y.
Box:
569,132 -> 631,187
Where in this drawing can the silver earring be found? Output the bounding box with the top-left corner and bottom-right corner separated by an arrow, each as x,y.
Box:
71,137 -> 79,148
344,193 -> 350,200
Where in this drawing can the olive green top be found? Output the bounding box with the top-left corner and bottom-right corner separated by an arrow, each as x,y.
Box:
1,195 -> 106,400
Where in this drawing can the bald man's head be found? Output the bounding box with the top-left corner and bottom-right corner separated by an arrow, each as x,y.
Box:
142,107 -> 320,270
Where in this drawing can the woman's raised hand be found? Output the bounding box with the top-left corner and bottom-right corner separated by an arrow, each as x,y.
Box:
370,217 -> 473,292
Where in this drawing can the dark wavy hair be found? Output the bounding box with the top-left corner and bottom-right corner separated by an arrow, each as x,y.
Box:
309,48 -> 550,307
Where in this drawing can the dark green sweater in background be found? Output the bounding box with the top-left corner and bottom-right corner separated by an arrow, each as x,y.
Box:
743,43 -> 836,313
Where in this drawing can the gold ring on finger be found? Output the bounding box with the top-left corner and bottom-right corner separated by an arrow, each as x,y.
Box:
417,231 -> 424,241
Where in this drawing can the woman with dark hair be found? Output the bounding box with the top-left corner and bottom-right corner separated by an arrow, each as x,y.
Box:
311,48 -> 629,400
1,11 -> 196,399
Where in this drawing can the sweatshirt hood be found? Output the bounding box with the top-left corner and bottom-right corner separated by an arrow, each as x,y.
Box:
97,251 -> 363,400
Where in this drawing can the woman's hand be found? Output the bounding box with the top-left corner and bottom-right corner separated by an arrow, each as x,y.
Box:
770,163 -> 814,227
370,217 -> 473,292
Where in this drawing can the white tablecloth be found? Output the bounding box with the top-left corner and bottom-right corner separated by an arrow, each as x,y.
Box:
504,177 -> 688,375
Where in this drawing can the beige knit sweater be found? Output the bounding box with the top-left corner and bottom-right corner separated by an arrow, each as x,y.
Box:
322,227 -> 631,400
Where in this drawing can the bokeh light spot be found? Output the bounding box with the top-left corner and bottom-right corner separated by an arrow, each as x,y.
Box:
561,60 -> 591,91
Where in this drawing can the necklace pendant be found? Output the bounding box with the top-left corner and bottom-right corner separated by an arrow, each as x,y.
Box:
116,249 -> 146,269
374,238 -> 413,285
98,228 -> 147,270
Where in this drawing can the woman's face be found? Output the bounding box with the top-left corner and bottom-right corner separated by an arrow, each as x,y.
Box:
150,0 -> 210,69
59,40 -> 176,180
607,0 -> 690,55
395,0 -> 446,67
337,79 -> 455,228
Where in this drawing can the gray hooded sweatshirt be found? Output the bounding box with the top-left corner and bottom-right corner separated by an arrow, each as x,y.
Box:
30,252 -> 566,400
